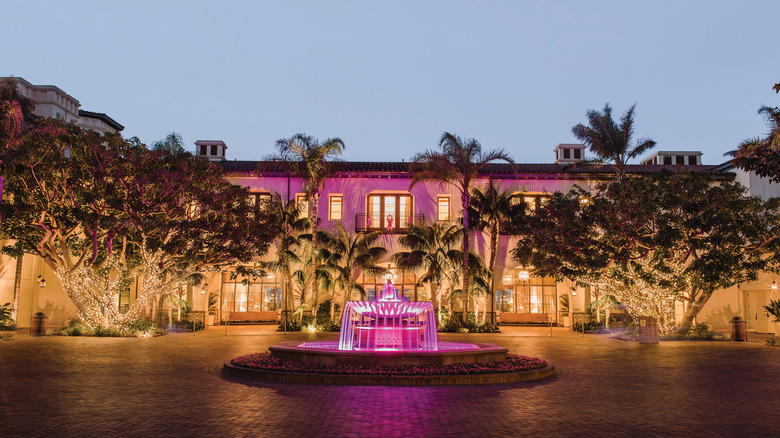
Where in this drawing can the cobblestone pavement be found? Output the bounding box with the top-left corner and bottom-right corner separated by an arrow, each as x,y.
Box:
1,326 -> 779,438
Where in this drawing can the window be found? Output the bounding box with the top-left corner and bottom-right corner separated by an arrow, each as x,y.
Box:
221,272 -> 281,313
296,194 -> 309,218
248,192 -> 272,209
367,194 -> 412,230
563,148 -> 571,159
663,156 -> 672,165
689,156 -> 697,165
496,273 -> 556,314
514,193 -> 550,213
437,196 -> 450,221
210,145 -> 218,156
329,195 -> 343,221
200,145 -> 207,156
573,149 -> 581,159
676,156 -> 685,165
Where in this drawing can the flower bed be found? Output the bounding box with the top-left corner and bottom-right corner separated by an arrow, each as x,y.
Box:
231,352 -> 547,376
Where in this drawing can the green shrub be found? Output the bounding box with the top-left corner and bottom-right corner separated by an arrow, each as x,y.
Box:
176,315 -> 205,332
0,302 -> 15,330
661,322 -> 728,341
439,313 -> 499,333
129,317 -> 157,333
278,314 -> 313,331
63,323 -> 94,336
572,320 -> 602,334
93,326 -> 122,337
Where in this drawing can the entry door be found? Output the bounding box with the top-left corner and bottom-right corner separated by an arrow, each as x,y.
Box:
745,290 -> 769,333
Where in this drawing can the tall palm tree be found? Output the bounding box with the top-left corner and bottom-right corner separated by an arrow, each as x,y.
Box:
265,133 -> 345,317
392,221 -> 462,325
470,182 -> 525,324
260,198 -> 308,325
410,132 -> 513,322
318,222 -> 388,320
571,104 -> 656,183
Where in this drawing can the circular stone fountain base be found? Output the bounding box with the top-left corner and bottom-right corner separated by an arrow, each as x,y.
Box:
268,341 -> 509,366
222,359 -> 556,386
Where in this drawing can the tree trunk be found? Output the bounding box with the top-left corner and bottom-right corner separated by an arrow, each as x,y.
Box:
430,282 -> 440,328
310,192 -> 320,321
461,191 -> 470,323
11,255 -> 23,327
677,289 -> 713,334
489,224 -> 498,325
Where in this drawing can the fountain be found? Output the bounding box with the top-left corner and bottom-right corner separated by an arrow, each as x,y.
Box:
224,270 -> 555,385
337,273 -> 438,351
268,271 -> 509,365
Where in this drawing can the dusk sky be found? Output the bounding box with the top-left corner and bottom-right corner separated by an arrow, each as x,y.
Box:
4,1 -> 778,164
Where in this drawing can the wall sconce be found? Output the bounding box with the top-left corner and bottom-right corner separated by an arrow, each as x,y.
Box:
570,286 -> 577,296
518,270 -> 530,281
772,281 -> 777,291
201,282 -> 208,295
40,278 -> 46,288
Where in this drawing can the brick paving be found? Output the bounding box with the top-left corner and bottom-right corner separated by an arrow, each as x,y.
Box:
1,326 -> 779,437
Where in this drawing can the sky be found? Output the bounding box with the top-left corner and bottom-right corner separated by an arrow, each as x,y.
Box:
3,1 -> 778,165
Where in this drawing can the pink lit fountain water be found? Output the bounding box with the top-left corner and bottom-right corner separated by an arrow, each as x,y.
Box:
268,271 -> 509,366
337,276 -> 438,351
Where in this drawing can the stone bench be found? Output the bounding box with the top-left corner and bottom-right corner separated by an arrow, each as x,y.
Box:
227,311 -> 279,324
498,312 -> 551,324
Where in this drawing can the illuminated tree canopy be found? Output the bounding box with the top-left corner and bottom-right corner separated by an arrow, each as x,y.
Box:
0,89 -> 277,329
513,171 -> 780,333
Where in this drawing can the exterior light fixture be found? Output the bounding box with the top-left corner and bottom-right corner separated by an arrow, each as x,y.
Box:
571,286 -> 577,296
772,281 -> 777,291
518,270 -> 530,281
37,275 -> 42,283
201,282 -> 208,295
40,278 -> 46,288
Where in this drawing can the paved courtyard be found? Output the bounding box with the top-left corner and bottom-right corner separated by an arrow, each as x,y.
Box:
1,325 -> 779,437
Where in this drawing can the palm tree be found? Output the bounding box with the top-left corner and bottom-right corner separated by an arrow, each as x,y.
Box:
392,221 -> 462,325
729,105 -> 780,181
265,133 -> 345,318
318,222 -> 388,321
470,182 -> 525,324
260,198 -> 308,325
571,104 -> 656,183
410,133 -> 513,322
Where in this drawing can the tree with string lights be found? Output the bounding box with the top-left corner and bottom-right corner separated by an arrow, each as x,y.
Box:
0,118 -> 278,330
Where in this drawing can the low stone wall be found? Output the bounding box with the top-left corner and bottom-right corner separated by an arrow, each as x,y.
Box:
222,361 -> 556,386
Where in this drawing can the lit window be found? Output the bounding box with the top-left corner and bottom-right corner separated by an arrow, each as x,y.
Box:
437,197 -> 450,221
329,195 -> 343,221
248,192 -> 272,210
515,193 -> 551,213
296,194 -> 309,218
366,194 -> 412,230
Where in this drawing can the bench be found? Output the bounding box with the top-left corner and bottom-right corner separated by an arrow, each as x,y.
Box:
227,311 -> 279,324
498,312 -> 551,325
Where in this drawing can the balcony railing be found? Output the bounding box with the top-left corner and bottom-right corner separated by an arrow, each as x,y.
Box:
355,213 -> 425,233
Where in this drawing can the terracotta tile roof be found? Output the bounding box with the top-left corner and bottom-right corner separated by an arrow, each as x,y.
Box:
222,160 -> 733,179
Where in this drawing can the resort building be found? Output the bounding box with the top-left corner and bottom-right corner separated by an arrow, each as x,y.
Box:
2,76 -> 779,335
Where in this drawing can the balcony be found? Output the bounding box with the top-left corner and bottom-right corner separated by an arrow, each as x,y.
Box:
355,213 -> 425,233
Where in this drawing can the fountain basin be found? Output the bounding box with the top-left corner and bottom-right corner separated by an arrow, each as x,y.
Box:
268,341 -> 509,366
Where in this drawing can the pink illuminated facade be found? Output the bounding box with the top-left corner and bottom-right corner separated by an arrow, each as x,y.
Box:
207,144 -> 736,329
